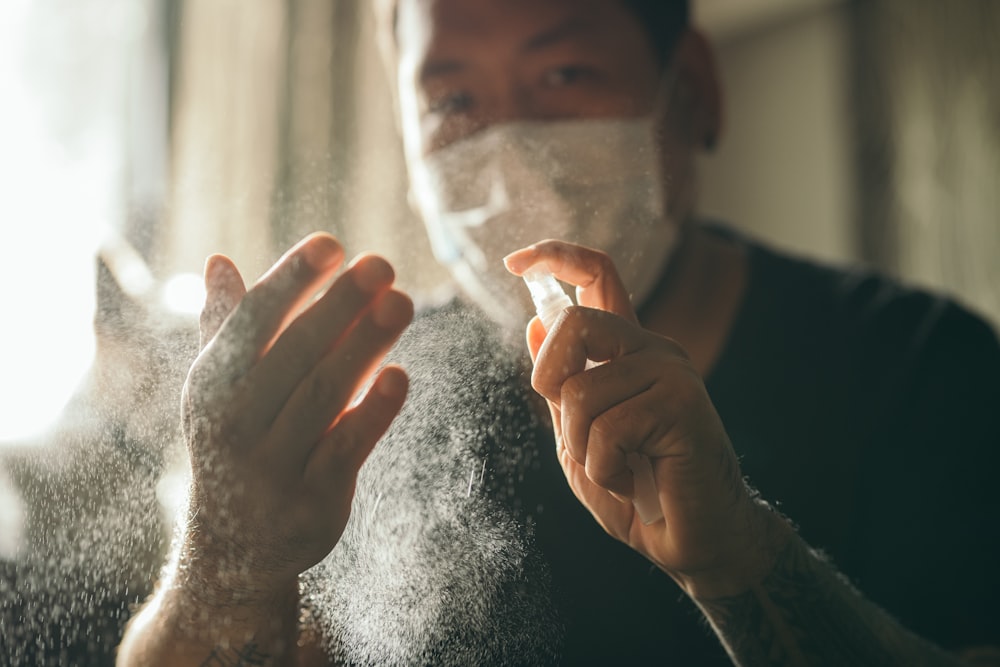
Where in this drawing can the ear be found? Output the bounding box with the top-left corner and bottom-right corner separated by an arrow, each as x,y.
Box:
665,29 -> 724,151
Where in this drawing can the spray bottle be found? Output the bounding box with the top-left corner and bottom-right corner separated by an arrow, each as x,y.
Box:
522,268 -> 663,525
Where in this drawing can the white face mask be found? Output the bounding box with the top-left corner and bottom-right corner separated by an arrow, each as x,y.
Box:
408,117 -> 678,329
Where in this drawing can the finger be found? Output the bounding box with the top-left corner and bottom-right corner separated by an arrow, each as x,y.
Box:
527,315 -> 567,450
268,288 -> 413,461
548,401 -> 564,450
557,440 -> 633,535
586,399 -> 662,496
504,240 -> 636,322
240,254 -> 398,424
559,356 -> 656,466
209,233 -> 344,380
200,254 -> 246,350
532,307 -> 647,403
305,365 -> 409,485
526,316 -> 547,364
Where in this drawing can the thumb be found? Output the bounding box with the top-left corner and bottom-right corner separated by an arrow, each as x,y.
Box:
526,315 -> 547,364
200,254 -> 247,350
526,315 -> 565,446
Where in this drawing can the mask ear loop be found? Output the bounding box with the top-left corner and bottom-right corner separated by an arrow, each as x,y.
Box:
640,54 -> 692,293
649,54 -> 682,146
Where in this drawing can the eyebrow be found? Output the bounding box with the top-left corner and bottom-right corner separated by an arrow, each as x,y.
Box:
521,17 -> 590,53
418,16 -> 589,82
420,59 -> 464,81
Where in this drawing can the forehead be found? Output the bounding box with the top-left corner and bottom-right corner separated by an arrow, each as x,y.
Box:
395,0 -> 647,64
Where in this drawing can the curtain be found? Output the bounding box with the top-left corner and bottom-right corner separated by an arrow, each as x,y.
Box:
851,0 -> 1000,325
159,0 -> 446,296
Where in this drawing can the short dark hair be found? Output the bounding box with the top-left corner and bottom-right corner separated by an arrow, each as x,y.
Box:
373,0 -> 691,76
622,0 -> 691,65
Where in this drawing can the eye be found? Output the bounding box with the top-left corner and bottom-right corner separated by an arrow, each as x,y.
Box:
542,65 -> 598,87
428,90 -> 473,115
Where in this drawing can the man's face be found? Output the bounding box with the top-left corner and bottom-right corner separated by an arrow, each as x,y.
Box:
395,0 -> 662,157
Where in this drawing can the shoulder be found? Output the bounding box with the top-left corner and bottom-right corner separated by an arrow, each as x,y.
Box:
724,225 -> 1000,391
710,221 -> 999,459
733,231 -> 1000,640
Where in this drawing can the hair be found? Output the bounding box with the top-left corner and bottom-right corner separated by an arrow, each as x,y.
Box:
622,0 -> 691,66
374,0 -> 691,70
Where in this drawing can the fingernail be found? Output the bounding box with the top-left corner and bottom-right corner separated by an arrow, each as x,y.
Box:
503,247 -> 533,272
376,369 -> 407,399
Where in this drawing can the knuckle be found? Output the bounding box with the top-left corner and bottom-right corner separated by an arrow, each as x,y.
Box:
585,455 -> 624,489
669,372 -> 704,410
594,249 -> 615,270
659,336 -> 692,362
237,287 -> 265,316
306,371 -> 341,407
560,373 -> 589,407
592,404 -> 642,442
562,305 -> 587,326
591,408 -> 623,439
289,249 -> 320,279
530,365 -> 555,399
188,351 -> 240,399
600,358 -> 636,386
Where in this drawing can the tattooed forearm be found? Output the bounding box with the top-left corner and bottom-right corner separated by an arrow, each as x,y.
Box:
695,532 -> 967,667
199,641 -> 271,667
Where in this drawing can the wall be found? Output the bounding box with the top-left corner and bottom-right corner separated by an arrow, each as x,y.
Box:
696,2 -> 857,264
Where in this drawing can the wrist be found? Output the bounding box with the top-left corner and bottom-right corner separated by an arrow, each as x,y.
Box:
176,510 -> 301,608
120,581 -> 301,666
675,499 -> 795,601
158,572 -> 300,649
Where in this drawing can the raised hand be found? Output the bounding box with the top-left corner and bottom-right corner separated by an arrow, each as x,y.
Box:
181,233 -> 413,600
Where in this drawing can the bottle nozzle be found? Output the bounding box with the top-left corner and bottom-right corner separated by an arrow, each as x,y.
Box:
520,266 -> 664,526
522,268 -> 574,331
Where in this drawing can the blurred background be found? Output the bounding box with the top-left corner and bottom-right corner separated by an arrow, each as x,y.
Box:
0,0 -> 998,440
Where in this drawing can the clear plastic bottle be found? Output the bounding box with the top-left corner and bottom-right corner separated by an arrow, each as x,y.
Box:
522,269 -> 663,525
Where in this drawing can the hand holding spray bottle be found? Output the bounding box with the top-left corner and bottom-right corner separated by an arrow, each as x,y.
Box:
521,269 -> 664,525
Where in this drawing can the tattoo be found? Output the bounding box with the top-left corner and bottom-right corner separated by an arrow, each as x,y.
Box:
199,641 -> 271,667
696,536 -> 965,667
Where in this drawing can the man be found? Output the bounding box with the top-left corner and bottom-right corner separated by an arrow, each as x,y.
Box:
118,1 -> 1000,664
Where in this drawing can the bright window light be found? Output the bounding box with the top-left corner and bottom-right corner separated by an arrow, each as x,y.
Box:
0,0 -> 140,442
162,273 -> 207,316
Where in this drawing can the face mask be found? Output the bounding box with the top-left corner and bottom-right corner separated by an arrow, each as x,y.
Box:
408,117 -> 678,329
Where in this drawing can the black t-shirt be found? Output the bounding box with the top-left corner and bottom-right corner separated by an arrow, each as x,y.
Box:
528,228 -> 1000,663
335,227 -> 999,665
704,229 -> 1000,655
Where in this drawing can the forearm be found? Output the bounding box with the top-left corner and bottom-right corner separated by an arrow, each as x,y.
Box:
693,513 -> 968,667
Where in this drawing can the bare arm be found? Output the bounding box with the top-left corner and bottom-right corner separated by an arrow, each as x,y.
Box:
694,507 -> 990,667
